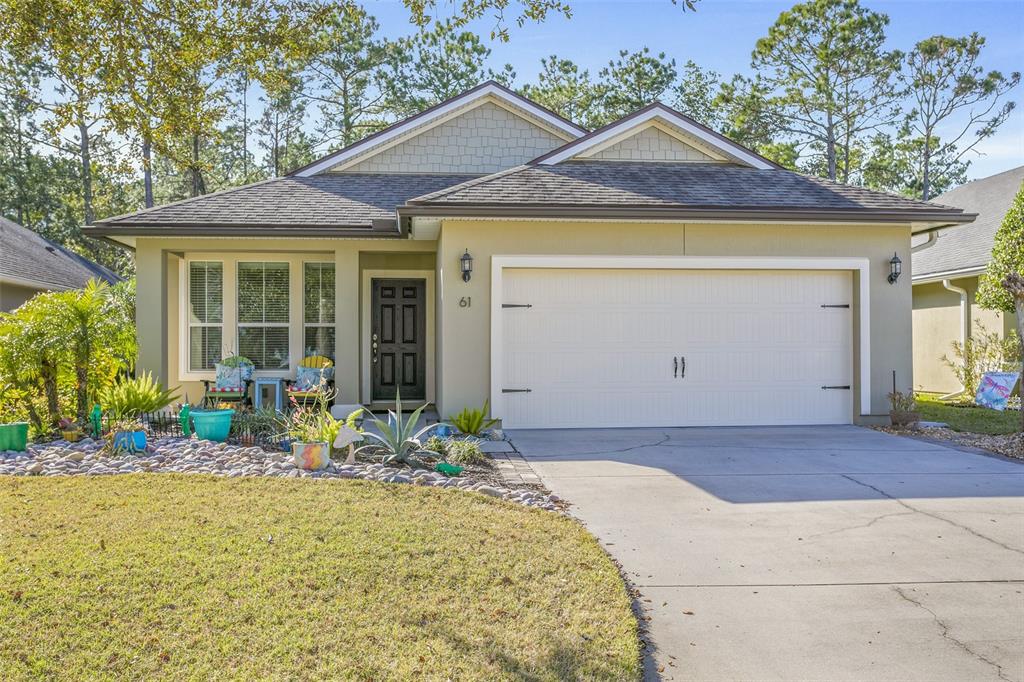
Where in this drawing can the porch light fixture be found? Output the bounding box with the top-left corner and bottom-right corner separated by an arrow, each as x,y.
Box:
460,249 -> 473,282
887,252 -> 902,285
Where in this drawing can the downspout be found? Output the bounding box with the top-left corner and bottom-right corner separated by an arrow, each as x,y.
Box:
911,230 -> 938,253
941,278 -> 969,400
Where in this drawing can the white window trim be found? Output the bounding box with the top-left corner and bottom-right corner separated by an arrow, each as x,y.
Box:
303,261 -> 336,358
179,253 -> 331,382
490,255 -> 871,420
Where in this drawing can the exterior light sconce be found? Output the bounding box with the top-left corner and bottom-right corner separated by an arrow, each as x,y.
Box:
460,249 -> 473,282
887,252 -> 902,285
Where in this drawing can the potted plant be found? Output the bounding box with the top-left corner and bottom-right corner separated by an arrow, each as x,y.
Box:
888,390 -> 920,428
191,407 -> 235,442
58,417 -> 83,442
276,389 -> 341,470
109,418 -> 147,454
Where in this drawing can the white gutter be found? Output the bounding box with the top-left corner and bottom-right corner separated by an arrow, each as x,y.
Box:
941,278 -> 970,400
911,231 -> 937,253
912,265 -> 986,285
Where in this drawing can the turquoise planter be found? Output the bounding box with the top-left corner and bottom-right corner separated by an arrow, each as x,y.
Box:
192,409 -> 234,442
0,422 -> 29,452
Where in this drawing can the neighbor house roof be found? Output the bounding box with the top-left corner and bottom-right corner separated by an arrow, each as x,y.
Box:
89,174 -> 479,237
912,166 -> 1024,280
402,162 -> 975,226
0,217 -> 119,291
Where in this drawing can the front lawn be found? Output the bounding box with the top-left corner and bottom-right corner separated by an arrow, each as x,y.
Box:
915,393 -> 1021,435
0,476 -> 639,680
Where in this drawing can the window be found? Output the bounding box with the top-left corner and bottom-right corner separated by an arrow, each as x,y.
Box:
237,262 -> 290,370
188,261 -> 223,371
303,262 -> 335,360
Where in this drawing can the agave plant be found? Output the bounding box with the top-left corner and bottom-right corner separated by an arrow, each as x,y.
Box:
355,390 -> 442,467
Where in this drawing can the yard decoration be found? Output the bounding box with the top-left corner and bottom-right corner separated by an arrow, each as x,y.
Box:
0,422 -> 29,452
191,408 -> 234,442
975,372 -> 1020,411
434,462 -> 463,476
333,425 -> 363,464
90,404 -> 102,437
179,403 -> 192,437
58,417 -> 82,442
110,419 -> 147,454
292,442 -> 331,470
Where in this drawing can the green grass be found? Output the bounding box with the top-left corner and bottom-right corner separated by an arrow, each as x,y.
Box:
915,393 -> 1021,435
0,476 -> 640,681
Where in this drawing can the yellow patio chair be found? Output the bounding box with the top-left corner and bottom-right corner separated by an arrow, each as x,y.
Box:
286,356 -> 335,406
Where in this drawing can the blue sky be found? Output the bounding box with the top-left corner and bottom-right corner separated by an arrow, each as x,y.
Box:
370,0 -> 1024,181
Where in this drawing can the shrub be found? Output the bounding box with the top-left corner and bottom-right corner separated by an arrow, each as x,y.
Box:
448,400 -> 498,435
888,390 -> 916,412
445,438 -> 485,465
941,320 -> 1020,395
98,371 -> 179,419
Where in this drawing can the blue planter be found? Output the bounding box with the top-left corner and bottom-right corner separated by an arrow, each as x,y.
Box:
191,409 -> 234,442
112,430 -> 147,454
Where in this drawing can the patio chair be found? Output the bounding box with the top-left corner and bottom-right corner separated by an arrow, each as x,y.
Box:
203,357 -> 255,408
286,355 -> 335,406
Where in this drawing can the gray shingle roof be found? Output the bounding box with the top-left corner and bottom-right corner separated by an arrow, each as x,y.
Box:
0,217 -> 119,291
409,162 -> 969,219
93,174 -> 480,232
912,166 -> 1024,278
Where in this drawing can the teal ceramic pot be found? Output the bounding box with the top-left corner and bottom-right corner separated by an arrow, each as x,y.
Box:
112,430 -> 147,454
191,409 -> 235,442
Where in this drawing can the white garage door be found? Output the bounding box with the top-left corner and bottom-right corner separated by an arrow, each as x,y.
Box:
499,268 -> 853,429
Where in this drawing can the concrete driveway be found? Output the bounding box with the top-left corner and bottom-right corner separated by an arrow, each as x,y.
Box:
507,425 -> 1024,682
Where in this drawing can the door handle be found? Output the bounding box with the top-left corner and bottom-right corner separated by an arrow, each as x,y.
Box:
680,356 -> 685,379
674,356 -> 678,378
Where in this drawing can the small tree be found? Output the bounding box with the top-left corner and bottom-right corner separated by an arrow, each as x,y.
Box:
976,180 -> 1024,428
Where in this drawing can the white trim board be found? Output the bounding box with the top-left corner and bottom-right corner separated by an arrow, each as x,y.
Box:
294,84 -> 584,177
536,104 -> 776,170
489,255 -> 872,422
360,269 -> 436,406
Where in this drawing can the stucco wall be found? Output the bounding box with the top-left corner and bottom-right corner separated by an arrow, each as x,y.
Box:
912,276 -> 1016,394
586,126 -> 716,162
436,220 -> 911,422
134,237 -> 436,407
340,101 -> 567,174
0,281 -> 41,312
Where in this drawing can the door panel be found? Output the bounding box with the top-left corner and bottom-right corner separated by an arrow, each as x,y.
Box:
372,279 -> 426,401
500,268 -> 853,429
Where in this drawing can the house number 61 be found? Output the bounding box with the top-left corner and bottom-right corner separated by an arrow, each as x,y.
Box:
459,297 -> 471,308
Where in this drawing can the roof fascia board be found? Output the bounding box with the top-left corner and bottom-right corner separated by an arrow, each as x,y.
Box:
537,106 -> 775,170
573,118 -> 730,162
912,266 -> 987,284
0,273 -> 73,291
82,225 -> 402,239
292,83 -> 586,178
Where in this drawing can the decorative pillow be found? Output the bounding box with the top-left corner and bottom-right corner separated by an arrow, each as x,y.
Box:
294,365 -> 334,391
214,363 -> 244,390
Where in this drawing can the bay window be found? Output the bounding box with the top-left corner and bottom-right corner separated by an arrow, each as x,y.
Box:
237,262 -> 290,370
303,262 -> 335,360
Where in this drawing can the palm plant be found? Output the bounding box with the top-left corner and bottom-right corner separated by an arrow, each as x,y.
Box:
355,390 -> 442,467
448,400 -> 499,435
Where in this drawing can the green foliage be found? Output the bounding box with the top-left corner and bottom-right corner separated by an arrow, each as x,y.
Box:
977,181 -> 1024,314
940,321 -> 1021,396
345,408 -> 364,432
448,400 -> 498,436
98,371 -> 178,419
444,438 -> 486,465
230,407 -> 284,439
277,387 -> 339,444
356,391 -> 440,467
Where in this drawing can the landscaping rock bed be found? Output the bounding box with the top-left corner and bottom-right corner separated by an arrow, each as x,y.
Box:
881,425 -> 1024,461
0,436 -> 565,511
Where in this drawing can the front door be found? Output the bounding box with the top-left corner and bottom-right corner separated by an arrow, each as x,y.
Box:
371,278 -> 426,401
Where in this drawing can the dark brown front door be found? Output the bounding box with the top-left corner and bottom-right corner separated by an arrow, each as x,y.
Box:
371,278 -> 426,401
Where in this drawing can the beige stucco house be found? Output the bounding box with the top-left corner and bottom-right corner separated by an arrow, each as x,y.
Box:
1,217 -> 119,311
85,82 -> 973,428
911,166 -> 1023,395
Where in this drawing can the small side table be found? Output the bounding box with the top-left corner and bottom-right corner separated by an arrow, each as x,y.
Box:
254,377 -> 285,411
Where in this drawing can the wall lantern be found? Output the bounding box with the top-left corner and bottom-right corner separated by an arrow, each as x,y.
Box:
887,252 -> 902,285
460,249 -> 474,282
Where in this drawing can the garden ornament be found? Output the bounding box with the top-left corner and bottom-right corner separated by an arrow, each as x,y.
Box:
333,426 -> 364,464
89,405 -> 102,438
179,403 -> 192,437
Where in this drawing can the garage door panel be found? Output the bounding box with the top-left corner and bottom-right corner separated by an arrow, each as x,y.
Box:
500,268 -> 853,428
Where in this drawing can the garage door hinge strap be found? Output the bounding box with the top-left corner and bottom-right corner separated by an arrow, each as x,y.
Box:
821,304 -> 850,308
502,388 -> 532,393
821,385 -> 851,390
502,303 -> 532,309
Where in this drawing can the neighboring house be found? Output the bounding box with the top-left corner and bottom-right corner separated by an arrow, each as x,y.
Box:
84,81 -> 973,429
911,166 -> 1024,395
0,216 -> 120,311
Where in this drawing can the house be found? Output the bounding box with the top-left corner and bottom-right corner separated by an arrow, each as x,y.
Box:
0,216 -> 120,311
84,82 -> 973,429
911,166 -> 1024,395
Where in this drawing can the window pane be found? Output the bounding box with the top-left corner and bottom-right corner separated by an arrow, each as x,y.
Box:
239,327 -> 290,370
304,326 -> 335,361
304,263 -> 335,324
189,262 -> 222,324
238,262 -> 289,324
189,326 -> 222,371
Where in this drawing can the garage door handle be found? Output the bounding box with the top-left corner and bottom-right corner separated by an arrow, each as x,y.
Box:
680,356 -> 685,379
673,356 -> 678,378
821,385 -> 850,390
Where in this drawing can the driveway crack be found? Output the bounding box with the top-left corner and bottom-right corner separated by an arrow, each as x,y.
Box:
803,510 -> 915,540
841,474 -> 1024,557
892,586 -> 1013,681
522,433 -> 672,458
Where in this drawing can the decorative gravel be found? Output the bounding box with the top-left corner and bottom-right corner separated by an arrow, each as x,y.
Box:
0,436 -> 565,511
904,427 -> 1024,461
